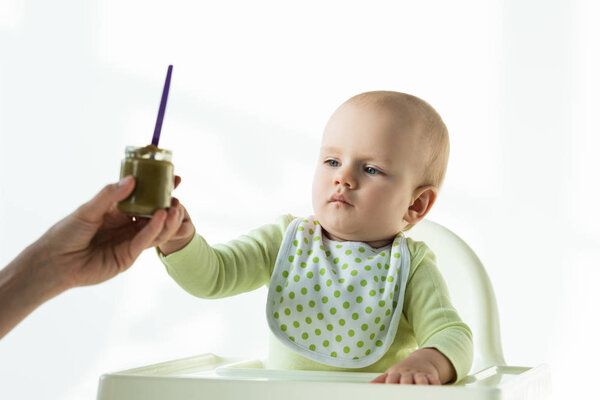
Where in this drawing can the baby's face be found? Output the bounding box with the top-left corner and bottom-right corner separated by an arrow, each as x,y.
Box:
312,102 -> 426,248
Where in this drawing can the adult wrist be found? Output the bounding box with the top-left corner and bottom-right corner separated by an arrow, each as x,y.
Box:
0,240 -> 68,339
23,238 -> 72,297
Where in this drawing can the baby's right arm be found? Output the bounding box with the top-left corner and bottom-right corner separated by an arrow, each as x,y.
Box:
158,213 -> 293,299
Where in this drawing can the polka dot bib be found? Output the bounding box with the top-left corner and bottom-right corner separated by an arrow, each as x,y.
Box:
266,216 -> 410,368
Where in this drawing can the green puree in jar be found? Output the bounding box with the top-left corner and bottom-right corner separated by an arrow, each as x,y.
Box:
117,145 -> 174,217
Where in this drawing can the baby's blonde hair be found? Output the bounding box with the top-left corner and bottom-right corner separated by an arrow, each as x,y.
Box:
345,91 -> 450,190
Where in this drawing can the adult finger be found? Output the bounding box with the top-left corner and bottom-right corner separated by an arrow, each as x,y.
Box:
76,176 -> 135,223
128,209 -> 168,257
174,175 -> 182,189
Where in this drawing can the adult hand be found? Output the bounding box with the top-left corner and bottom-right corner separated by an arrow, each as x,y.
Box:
41,175 -> 179,289
0,175 -> 180,339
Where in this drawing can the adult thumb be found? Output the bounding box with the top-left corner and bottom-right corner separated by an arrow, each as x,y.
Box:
76,176 -> 135,223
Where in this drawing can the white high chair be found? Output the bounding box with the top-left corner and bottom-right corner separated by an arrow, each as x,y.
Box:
97,220 -> 551,400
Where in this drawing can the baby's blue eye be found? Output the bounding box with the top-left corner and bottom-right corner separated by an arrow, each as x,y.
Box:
327,160 -> 340,167
365,167 -> 380,175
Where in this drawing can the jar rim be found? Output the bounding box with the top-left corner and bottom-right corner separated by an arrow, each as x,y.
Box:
125,145 -> 172,155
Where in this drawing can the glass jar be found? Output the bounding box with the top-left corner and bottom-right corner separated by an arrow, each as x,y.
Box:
117,145 -> 174,217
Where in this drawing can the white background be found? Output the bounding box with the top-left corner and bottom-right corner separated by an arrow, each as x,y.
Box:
1,0 -> 598,398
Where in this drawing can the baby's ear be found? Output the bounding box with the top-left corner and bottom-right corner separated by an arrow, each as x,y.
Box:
404,186 -> 438,225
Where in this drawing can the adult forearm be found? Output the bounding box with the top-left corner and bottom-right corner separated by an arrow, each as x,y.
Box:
0,242 -> 67,339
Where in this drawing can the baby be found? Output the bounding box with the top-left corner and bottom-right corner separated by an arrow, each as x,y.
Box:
157,91 -> 473,385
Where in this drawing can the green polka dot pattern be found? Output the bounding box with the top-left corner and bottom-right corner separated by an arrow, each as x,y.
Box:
267,216 -> 410,368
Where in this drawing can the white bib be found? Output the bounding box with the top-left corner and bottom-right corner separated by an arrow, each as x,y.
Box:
266,216 -> 410,368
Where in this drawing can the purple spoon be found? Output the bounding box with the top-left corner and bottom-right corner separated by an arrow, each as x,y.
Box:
151,65 -> 173,147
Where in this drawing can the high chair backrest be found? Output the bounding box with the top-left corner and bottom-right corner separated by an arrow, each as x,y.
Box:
407,219 -> 506,374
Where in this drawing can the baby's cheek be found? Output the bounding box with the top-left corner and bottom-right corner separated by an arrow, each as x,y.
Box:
311,177 -> 327,210
368,200 -> 403,233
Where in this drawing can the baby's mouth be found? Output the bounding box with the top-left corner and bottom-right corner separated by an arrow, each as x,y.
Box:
328,194 -> 353,206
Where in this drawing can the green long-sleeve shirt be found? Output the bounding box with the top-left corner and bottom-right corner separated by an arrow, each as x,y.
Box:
158,215 -> 473,382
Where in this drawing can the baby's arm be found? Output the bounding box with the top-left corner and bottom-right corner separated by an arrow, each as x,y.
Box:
372,240 -> 473,385
156,198 -> 294,299
370,348 -> 455,385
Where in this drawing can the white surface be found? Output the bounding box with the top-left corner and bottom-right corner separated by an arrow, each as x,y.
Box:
0,1 -> 598,399
96,353 -> 552,400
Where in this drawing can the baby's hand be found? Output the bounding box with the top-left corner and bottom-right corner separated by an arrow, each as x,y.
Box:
370,348 -> 455,385
155,176 -> 196,256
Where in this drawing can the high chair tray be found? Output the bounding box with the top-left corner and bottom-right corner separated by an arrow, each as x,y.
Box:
97,353 -> 550,400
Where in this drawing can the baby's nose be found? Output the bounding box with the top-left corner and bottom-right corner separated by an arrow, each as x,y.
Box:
334,168 -> 356,189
